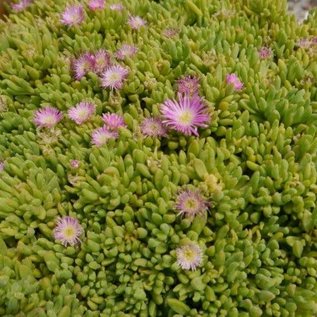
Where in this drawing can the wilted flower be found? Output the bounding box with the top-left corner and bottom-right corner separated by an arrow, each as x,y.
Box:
12,0 -> 32,12
92,126 -> 118,146
70,160 -> 80,168
226,73 -> 244,91
73,53 -> 95,80
34,107 -> 63,128
109,3 -> 124,11
258,47 -> 272,59
88,0 -> 105,10
140,117 -> 167,137
68,101 -> 95,125
176,188 -> 209,218
115,44 -> 138,60
177,75 -> 200,97
296,38 -> 311,49
128,16 -> 146,30
102,113 -> 126,130
53,216 -> 83,246
161,94 -> 209,136
61,5 -> 85,26
176,243 -> 203,270
93,49 -> 111,74
101,65 -> 129,90
163,27 -> 179,38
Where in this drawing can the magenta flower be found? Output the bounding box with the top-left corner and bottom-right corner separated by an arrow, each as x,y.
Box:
34,107 -> 63,128
54,216 -> 83,247
258,47 -> 272,59
61,5 -> 84,26
73,53 -> 95,80
226,73 -> 244,91
68,101 -> 95,125
12,0 -> 32,12
101,65 -> 129,90
140,117 -> 167,137
115,44 -> 138,60
92,126 -> 118,146
70,160 -> 80,168
161,94 -> 209,136
93,49 -> 111,75
176,243 -> 203,270
102,113 -> 126,130
128,16 -> 146,30
177,75 -> 200,97
88,0 -> 105,10
176,188 -> 209,218
163,27 -> 179,38
0,161 -> 4,172
109,3 -> 124,11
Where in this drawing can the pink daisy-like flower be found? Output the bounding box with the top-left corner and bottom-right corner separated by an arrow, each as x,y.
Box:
176,243 -> 203,270
92,126 -> 118,146
176,188 -> 209,218
140,117 -> 167,137
93,49 -> 111,75
68,101 -> 95,125
297,38 -> 311,49
109,3 -> 124,11
70,160 -> 80,168
101,65 -> 129,90
163,27 -> 179,38
73,53 -> 95,80
54,216 -> 83,247
0,161 -> 4,172
88,0 -> 105,10
177,75 -> 200,97
102,113 -> 126,130
12,0 -> 32,12
128,15 -> 146,30
161,94 -> 209,136
115,44 -> 138,60
226,73 -> 244,91
61,5 -> 84,26
258,47 -> 272,59
34,107 -> 63,129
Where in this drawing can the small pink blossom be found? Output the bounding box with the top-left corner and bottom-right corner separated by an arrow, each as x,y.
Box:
70,160 -> 80,168
61,5 -> 85,26
0,161 -> 4,172
34,107 -> 63,129
93,49 -> 111,75
109,3 -> 124,11
101,65 -> 129,90
102,113 -> 126,130
176,243 -> 203,271
73,53 -> 95,80
177,75 -> 200,97
258,47 -> 272,59
68,101 -> 95,125
12,0 -> 32,12
92,126 -> 118,146
88,0 -> 105,10
128,16 -> 146,30
161,94 -> 209,136
140,117 -> 167,137
115,44 -> 138,60
54,216 -> 83,247
163,27 -> 179,38
226,73 -> 244,91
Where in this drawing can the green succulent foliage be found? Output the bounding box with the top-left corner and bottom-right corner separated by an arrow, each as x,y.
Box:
0,0 -> 317,316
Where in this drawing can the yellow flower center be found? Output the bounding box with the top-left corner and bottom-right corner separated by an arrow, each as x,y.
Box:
63,226 -> 75,239
109,72 -> 120,82
179,110 -> 193,125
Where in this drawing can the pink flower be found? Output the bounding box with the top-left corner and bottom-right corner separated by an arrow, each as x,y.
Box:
140,117 -> 167,137
70,160 -> 80,168
0,161 -> 4,172
297,38 -> 311,49
226,73 -> 244,91
102,113 -> 126,130
88,0 -> 105,10
93,49 -> 111,75
68,101 -> 95,125
161,94 -> 209,136
61,5 -> 85,26
176,243 -> 203,271
115,44 -> 138,60
177,75 -> 200,97
54,216 -> 84,247
128,16 -> 146,30
109,3 -> 124,11
34,107 -> 63,128
101,65 -> 129,90
73,53 -> 95,80
12,0 -> 32,12
91,126 -> 118,146
258,47 -> 272,59
163,27 -> 179,38
176,188 -> 209,218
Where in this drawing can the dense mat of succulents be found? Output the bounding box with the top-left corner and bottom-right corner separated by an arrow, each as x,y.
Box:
0,0 -> 317,316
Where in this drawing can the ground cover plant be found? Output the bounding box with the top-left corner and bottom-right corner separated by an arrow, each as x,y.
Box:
0,0 -> 317,316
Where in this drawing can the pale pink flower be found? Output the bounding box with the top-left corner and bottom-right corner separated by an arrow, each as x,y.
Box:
0,161 -> 4,172
177,75 -> 200,97
73,53 -> 95,80
163,27 -> 179,38
93,49 -> 111,75
115,44 -> 138,60
34,107 -> 63,128
226,73 -> 244,91
68,101 -> 95,125
70,160 -> 80,168
176,243 -> 203,270
101,65 -> 129,90
109,3 -> 124,11
258,47 -> 272,59
12,0 -> 32,12
140,117 -> 167,137
91,126 -> 118,146
102,113 -> 126,130
128,15 -> 146,30
88,0 -> 105,10
61,5 -> 85,26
